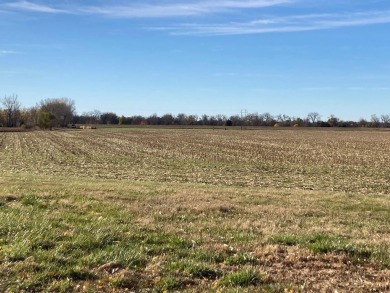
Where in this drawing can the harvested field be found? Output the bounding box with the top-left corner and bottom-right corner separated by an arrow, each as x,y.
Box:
2,128 -> 390,193
0,128 -> 390,292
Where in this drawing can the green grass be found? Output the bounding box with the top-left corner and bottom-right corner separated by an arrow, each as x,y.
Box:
1,174 -> 388,291
269,232 -> 389,266
219,269 -> 262,287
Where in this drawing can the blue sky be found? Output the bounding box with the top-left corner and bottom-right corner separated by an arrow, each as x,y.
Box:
1,0 -> 390,120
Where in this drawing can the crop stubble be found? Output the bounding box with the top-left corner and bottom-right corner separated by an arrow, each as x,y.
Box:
1,129 -> 390,194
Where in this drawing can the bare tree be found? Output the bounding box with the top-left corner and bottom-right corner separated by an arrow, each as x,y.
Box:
228,115 -> 241,126
371,114 -> 380,128
307,112 -> 321,126
262,112 -> 274,126
215,114 -> 227,126
90,109 -> 102,124
247,113 -> 262,126
20,107 -> 38,128
276,114 -> 291,126
276,114 -> 284,123
161,113 -> 174,125
187,114 -> 198,125
380,114 -> 390,128
82,110 -> 102,124
39,98 -> 75,127
359,118 -> 368,127
327,114 -> 340,127
2,94 -> 21,127
0,110 -> 4,126
101,112 -> 119,124
175,113 -> 188,125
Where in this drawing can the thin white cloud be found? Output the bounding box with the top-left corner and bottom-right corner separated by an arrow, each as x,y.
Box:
3,1 -> 390,36
79,4 -> 204,18
4,1 -> 70,14
79,0 -> 294,18
154,10 -> 390,35
3,0 -> 293,17
0,50 -> 19,56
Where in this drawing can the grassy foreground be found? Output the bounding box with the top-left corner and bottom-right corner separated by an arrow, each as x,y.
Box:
1,129 -> 390,292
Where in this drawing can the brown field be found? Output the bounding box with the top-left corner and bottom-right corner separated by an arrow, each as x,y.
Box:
1,128 -> 390,292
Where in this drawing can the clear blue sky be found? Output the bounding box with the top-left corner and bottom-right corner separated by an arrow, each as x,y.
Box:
1,0 -> 389,120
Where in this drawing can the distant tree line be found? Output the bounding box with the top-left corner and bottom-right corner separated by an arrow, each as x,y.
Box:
1,95 -> 390,129
73,111 -> 390,128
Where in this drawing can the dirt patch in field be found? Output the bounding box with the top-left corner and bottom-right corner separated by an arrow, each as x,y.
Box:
255,245 -> 390,292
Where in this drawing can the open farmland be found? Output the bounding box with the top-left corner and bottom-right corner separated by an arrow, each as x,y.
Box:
1,128 -> 390,292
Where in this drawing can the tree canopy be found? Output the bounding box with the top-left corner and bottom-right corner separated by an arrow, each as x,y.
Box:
39,98 -> 76,127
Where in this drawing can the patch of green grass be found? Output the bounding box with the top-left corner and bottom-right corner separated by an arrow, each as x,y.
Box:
225,253 -> 258,266
270,232 -> 349,252
188,264 -> 222,280
231,231 -> 259,243
269,232 -> 390,266
219,269 -> 262,287
191,250 -> 226,263
270,234 -> 299,246
155,276 -> 186,291
79,244 -> 148,269
21,194 -> 47,209
3,241 -> 30,262
304,233 -> 349,254
166,259 -> 222,280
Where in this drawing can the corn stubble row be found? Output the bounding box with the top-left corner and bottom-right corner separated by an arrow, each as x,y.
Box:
1,129 -> 389,194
